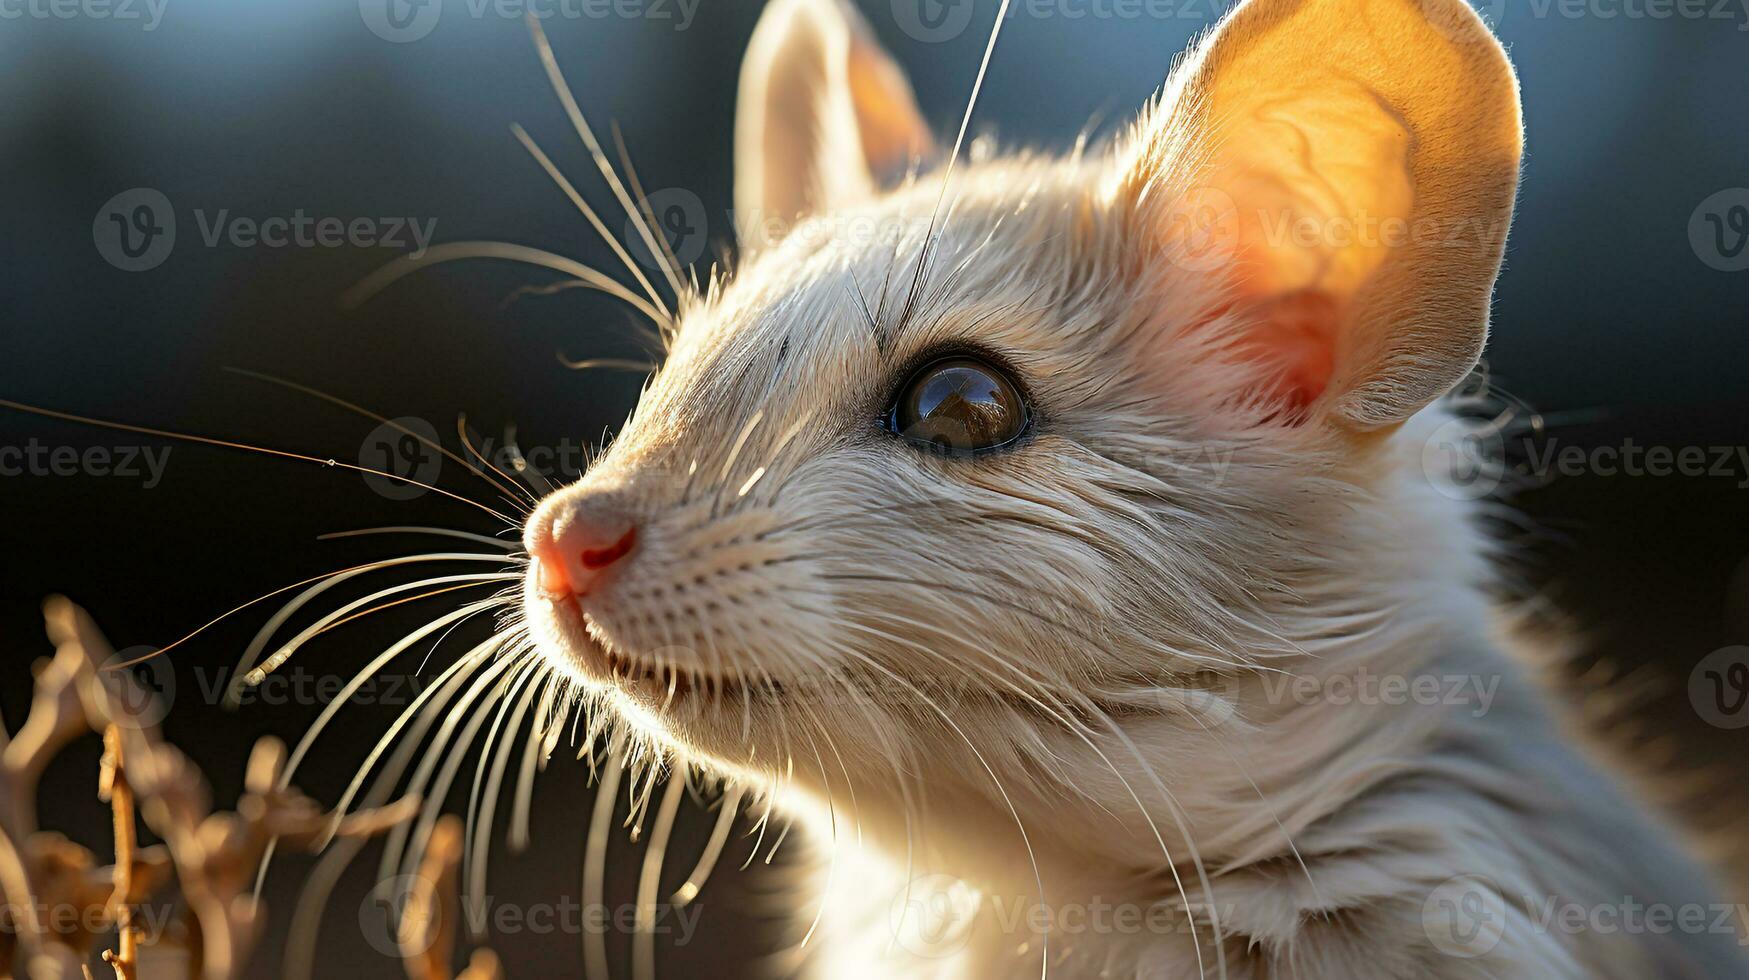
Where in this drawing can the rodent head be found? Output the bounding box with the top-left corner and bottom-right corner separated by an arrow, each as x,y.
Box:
519,0 -> 1522,826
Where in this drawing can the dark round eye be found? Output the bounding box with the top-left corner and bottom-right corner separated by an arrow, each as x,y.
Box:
887,356 -> 1029,455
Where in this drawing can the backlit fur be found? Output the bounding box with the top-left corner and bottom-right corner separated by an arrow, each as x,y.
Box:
519,3 -> 1749,977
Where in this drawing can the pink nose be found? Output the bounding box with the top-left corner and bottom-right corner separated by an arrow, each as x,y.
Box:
528,516 -> 638,598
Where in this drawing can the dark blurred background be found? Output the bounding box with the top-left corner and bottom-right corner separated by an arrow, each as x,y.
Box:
2,0 -> 1748,975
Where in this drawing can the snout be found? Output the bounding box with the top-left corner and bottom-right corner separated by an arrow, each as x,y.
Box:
523,490 -> 639,599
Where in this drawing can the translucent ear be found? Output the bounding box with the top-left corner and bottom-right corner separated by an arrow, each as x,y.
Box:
1113,0 -> 1523,428
734,0 -> 933,251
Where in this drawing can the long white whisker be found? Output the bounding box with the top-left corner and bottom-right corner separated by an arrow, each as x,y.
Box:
671,785 -> 742,908
464,659 -> 549,932
500,423 -> 563,499
583,744 -> 626,980
281,639 -> 506,980
524,13 -> 689,307
228,551 -> 517,704
317,526 -> 517,549
225,366 -> 534,511
243,572 -> 518,687
397,653 -> 537,891
457,413 -> 543,509
256,617 -> 511,901
510,123 -> 673,325
510,676 -> 565,852
342,240 -> 669,333
611,118 -> 687,295
379,650 -> 529,884
633,773 -> 687,980
324,633 -> 515,847
894,0 -> 1014,335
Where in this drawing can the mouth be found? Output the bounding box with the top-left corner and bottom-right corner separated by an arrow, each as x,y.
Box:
533,591 -> 747,705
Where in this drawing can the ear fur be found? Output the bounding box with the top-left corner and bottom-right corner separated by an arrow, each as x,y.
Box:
1115,0 -> 1523,428
735,0 -> 934,250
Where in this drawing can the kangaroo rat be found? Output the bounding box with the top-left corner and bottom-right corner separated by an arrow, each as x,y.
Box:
508,0 -> 1749,976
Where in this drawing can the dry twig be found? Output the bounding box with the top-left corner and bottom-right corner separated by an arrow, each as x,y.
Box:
1,598 -> 477,980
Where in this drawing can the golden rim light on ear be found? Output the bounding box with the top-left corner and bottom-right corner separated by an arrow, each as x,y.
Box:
734,0 -> 933,251
1111,0 -> 1523,430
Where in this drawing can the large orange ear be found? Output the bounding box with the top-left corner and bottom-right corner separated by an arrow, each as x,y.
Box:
734,0 -> 934,251
1114,0 -> 1523,428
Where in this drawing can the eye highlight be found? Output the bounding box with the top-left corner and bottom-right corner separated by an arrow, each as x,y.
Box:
885,355 -> 1029,455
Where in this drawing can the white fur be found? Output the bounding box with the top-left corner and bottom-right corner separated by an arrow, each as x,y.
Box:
517,0 -> 1749,976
